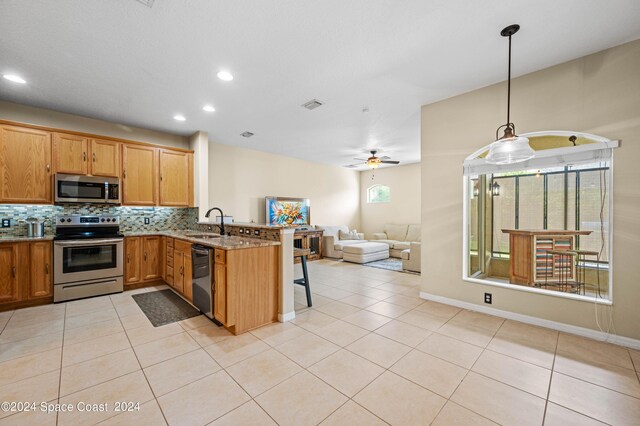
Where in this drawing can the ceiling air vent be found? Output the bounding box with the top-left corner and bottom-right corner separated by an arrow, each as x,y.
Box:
135,0 -> 155,7
302,99 -> 323,110
240,131 -> 254,138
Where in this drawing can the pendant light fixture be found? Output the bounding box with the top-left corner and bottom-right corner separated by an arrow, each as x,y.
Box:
486,24 -> 535,164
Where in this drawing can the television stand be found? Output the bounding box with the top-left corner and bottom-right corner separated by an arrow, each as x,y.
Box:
293,229 -> 323,263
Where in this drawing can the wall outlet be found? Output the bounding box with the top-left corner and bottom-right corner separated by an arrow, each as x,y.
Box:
1,219 -> 10,228
144,218 -> 150,225
254,230 -> 260,236
484,293 -> 492,304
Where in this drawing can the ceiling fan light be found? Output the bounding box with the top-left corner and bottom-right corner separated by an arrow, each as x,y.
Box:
367,158 -> 381,169
486,135 -> 534,164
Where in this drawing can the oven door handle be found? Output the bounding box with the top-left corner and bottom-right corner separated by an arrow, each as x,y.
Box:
55,238 -> 123,246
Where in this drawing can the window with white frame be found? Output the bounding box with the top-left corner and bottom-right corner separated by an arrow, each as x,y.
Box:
367,184 -> 391,203
463,131 -> 618,302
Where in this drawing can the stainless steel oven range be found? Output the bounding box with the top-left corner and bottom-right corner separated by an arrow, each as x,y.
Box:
53,215 -> 124,302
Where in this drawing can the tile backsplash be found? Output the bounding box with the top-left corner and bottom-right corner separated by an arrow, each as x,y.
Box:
0,204 -> 198,236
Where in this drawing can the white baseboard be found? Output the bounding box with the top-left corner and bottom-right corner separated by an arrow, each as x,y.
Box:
278,311 -> 296,322
419,292 -> 640,350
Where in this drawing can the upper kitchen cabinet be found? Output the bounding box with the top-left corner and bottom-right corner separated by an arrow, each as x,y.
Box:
54,134 -> 120,178
89,139 -> 120,177
159,149 -> 194,207
53,132 -> 89,175
0,125 -> 52,204
122,144 -> 157,206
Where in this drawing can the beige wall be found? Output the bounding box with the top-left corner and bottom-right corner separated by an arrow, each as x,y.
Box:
421,40 -> 640,340
359,163 -> 421,238
0,100 -> 188,149
208,142 -> 361,228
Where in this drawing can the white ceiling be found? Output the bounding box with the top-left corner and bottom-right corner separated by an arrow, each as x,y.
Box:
1,0 -> 639,169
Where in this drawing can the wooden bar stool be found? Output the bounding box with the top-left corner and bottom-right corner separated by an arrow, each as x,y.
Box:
294,248 -> 312,307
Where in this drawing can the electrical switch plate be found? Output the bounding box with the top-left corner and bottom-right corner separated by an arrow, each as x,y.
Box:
484,293 -> 492,304
144,218 -> 150,225
1,219 -> 10,228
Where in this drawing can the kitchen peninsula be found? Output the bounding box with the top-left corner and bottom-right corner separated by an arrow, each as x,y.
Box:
123,230 -> 280,335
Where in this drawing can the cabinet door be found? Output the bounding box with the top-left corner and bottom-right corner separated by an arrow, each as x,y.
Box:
159,149 -> 192,207
183,252 -> 193,302
54,133 -> 89,175
213,264 -> 226,325
124,237 -> 141,284
142,236 -> 161,281
173,251 -> 184,293
0,125 -> 52,203
29,242 -> 52,299
0,244 -> 19,303
122,144 -> 157,206
90,139 -> 120,177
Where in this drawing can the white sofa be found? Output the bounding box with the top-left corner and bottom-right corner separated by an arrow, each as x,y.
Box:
315,225 -> 367,259
371,224 -> 421,258
401,242 -> 421,273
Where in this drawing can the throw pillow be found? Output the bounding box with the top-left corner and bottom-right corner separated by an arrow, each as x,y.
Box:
339,229 -> 362,240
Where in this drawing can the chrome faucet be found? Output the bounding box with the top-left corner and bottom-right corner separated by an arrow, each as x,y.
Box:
204,207 -> 226,236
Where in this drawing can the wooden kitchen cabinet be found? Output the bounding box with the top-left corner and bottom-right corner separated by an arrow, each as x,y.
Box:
159,149 -> 194,207
165,237 -> 174,285
142,236 -> 161,281
125,236 -> 163,286
54,132 -> 89,175
29,241 -> 52,299
124,237 -> 142,284
213,249 -> 227,325
213,246 -> 278,335
172,240 -> 192,297
0,242 -> 51,306
0,125 -> 52,204
122,144 -> 157,206
90,139 -> 120,177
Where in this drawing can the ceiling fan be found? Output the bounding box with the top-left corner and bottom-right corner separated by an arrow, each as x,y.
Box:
345,150 -> 400,169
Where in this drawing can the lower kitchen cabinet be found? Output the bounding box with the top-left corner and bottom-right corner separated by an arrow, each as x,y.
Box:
124,236 -> 162,287
172,239 -> 192,301
213,245 -> 278,335
0,241 -> 52,309
29,241 -> 53,299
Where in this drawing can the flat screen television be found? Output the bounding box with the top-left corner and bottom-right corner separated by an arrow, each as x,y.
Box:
265,196 -> 310,226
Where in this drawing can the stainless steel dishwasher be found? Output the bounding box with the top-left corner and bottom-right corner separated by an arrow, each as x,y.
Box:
191,245 -> 221,325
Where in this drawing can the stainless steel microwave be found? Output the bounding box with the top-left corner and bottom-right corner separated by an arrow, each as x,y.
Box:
54,174 -> 121,204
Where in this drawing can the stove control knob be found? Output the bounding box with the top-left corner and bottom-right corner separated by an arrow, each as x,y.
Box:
106,218 -> 111,222
60,218 -> 65,223
66,218 -> 72,223
101,218 -> 105,222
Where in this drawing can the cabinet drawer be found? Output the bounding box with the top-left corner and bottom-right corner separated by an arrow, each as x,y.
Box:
167,238 -> 174,248
175,240 -> 191,253
166,256 -> 174,268
166,266 -> 174,283
214,249 -> 226,264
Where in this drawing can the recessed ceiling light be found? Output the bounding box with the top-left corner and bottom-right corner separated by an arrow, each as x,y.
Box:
3,74 -> 26,84
173,115 -> 186,121
202,105 -> 215,112
217,71 -> 233,81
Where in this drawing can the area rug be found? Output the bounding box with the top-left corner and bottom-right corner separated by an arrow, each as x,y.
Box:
132,289 -> 201,327
362,258 -> 420,275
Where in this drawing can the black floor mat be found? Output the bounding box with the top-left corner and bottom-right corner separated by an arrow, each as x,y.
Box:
132,289 -> 201,327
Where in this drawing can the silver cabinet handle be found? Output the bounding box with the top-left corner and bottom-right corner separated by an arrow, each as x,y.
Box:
45,263 -> 49,274
12,266 -> 16,277
46,164 -> 50,173
144,252 -> 147,261
93,152 -> 96,162
83,152 -> 87,161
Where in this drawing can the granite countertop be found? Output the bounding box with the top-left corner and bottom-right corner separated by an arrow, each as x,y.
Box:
0,235 -> 55,243
123,230 -> 281,250
196,221 -> 285,230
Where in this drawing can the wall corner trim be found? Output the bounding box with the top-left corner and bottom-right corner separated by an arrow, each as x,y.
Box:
419,291 -> 640,350
278,311 -> 296,322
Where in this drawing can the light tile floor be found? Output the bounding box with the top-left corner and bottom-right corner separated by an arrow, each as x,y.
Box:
0,259 -> 638,425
